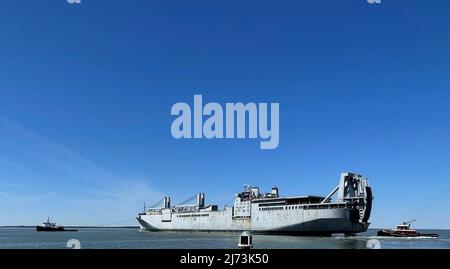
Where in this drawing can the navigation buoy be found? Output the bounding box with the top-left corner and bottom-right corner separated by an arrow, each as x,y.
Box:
238,231 -> 253,249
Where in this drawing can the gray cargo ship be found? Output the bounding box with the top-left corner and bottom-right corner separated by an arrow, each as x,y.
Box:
137,172 -> 373,235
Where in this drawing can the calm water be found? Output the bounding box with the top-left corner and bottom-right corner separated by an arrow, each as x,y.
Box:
0,228 -> 448,249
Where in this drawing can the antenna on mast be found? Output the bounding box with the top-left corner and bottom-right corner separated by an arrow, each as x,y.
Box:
402,219 -> 416,225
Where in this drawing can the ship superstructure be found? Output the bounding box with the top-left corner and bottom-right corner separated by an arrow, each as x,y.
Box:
137,172 -> 373,235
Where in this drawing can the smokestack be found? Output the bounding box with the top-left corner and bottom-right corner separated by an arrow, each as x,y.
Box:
197,193 -> 205,208
163,197 -> 171,208
271,187 -> 279,198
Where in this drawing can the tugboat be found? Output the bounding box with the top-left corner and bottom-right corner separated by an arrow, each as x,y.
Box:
36,218 -> 77,232
377,220 -> 438,238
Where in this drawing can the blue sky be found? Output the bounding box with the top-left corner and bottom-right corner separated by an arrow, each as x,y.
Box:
0,0 -> 449,228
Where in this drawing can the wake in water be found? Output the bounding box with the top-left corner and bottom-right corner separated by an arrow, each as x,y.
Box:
332,235 -> 439,240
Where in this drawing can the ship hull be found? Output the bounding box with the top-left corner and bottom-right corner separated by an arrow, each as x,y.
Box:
36,226 -> 65,232
137,207 -> 369,235
377,229 -> 439,238
35,226 -> 77,232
